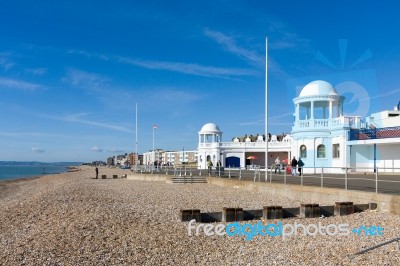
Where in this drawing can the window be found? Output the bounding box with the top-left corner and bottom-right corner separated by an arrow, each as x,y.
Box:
299,145 -> 307,158
332,144 -> 340,158
317,144 -> 326,158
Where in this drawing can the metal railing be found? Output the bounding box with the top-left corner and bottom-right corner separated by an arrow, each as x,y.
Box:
132,164 -> 400,194
349,125 -> 400,140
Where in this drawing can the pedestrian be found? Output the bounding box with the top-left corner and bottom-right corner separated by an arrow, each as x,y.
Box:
207,160 -> 213,174
95,167 -> 99,179
298,158 -> 304,176
291,156 -> 298,176
274,156 -> 281,174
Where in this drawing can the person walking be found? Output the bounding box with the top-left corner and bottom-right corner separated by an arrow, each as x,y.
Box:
291,156 -> 298,176
95,167 -> 99,179
274,156 -> 281,174
207,160 -> 213,174
298,158 -> 305,176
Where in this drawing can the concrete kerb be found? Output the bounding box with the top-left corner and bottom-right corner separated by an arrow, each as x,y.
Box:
127,174 -> 171,183
207,177 -> 400,215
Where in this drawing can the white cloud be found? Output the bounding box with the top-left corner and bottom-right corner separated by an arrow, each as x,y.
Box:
0,77 -> 41,90
203,29 -> 264,66
32,147 -> 45,153
90,146 -> 103,152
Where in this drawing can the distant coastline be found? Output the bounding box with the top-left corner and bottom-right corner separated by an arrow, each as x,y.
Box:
0,161 -> 82,181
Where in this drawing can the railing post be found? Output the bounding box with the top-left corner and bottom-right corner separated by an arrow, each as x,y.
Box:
239,167 -> 242,180
284,168 -> 286,184
179,168 -> 182,177
265,165 -> 268,182
321,166 -> 324,188
258,167 -> 261,182
184,166 -> 187,176
229,166 -> 231,178
199,167 -> 201,176
375,166 -> 378,193
345,167 -> 348,190
270,165 -> 272,183
301,171 -> 303,186
218,166 -> 221,177
253,169 -> 257,182
190,167 -> 192,176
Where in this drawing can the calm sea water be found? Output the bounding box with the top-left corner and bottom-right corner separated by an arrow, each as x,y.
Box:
0,165 -> 74,181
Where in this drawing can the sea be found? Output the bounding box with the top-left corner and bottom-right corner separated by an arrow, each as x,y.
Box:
0,162 -> 82,181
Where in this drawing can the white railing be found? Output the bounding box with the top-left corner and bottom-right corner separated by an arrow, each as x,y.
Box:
198,141 -> 291,149
294,116 -> 363,130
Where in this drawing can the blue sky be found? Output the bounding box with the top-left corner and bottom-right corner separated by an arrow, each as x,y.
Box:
1,0 -> 400,162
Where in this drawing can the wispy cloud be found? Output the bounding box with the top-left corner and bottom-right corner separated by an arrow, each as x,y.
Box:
203,29 -> 264,66
116,56 -> 259,78
32,147 -> 45,153
38,112 -> 133,133
67,49 -> 110,61
234,112 -> 293,127
0,55 -> 14,71
0,77 -> 41,90
267,23 -> 311,51
25,68 -> 47,76
90,146 -> 103,152
63,68 -> 107,88
68,50 -> 259,78
0,131 -> 68,138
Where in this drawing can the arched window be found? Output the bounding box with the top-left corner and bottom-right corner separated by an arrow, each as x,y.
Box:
299,145 -> 307,158
317,144 -> 326,158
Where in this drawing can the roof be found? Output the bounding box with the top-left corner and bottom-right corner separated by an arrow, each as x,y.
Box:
299,80 -> 339,97
199,123 -> 222,133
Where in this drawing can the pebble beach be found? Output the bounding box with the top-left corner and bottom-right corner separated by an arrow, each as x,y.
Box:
1,166 -> 400,265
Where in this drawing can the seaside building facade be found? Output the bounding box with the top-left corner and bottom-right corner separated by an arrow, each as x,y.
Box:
197,80 -> 400,173
142,149 -> 197,166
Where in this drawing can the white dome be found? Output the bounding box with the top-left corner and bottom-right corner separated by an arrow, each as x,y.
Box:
199,123 -> 221,133
299,80 -> 338,97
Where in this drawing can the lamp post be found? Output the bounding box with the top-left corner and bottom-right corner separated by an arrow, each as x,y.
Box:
265,36 -> 269,181
182,147 -> 185,164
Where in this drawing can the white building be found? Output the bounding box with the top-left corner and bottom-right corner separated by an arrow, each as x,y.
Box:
197,80 -> 400,173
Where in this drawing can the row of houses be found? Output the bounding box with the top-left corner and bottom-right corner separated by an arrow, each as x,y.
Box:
106,150 -> 198,167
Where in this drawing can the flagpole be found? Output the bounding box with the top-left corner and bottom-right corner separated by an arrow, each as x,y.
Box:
265,36 -> 268,181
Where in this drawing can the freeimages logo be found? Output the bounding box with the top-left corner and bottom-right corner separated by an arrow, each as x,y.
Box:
188,220 -> 383,240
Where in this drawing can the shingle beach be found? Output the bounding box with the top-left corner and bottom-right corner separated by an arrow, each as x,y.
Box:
1,166 -> 400,265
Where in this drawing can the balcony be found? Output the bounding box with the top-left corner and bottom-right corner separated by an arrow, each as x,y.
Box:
293,116 -> 363,131
198,140 -> 291,149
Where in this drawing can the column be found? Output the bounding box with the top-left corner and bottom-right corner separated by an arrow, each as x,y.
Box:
329,101 -> 333,118
310,101 -> 314,119
295,103 -> 300,121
